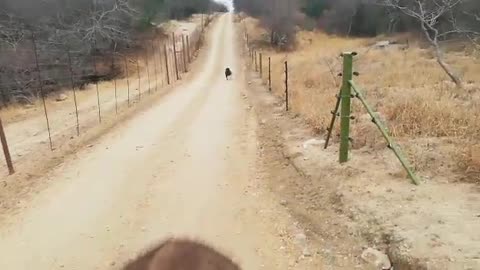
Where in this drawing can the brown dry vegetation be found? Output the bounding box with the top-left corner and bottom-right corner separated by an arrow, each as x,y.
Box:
242,16 -> 480,184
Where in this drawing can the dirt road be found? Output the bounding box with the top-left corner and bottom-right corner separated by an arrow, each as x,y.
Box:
0,14 -> 316,270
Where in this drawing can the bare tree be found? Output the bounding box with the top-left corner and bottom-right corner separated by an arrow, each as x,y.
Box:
0,11 -> 27,50
381,0 -> 480,87
81,0 -> 137,44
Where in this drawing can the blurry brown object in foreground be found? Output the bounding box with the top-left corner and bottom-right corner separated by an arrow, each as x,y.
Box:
122,238 -> 241,270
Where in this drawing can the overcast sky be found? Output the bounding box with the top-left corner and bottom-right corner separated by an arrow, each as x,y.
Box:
213,0 -> 234,11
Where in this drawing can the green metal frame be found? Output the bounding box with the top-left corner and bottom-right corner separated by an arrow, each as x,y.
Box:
339,53 -> 354,163
324,88 -> 342,149
349,81 -> 421,185
325,52 -> 420,185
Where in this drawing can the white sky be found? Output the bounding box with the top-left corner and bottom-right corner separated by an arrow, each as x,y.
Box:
213,0 -> 234,11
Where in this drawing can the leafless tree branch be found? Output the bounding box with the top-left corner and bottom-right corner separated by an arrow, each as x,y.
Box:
379,0 -> 480,87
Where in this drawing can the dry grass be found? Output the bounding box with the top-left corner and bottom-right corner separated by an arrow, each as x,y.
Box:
243,17 -> 480,183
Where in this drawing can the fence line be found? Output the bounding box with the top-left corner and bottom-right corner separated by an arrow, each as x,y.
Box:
0,21 -> 208,175
31,32 -> 53,151
246,35 -> 421,185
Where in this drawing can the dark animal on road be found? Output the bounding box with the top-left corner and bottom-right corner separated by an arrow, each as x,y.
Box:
122,238 -> 241,270
225,68 -> 232,80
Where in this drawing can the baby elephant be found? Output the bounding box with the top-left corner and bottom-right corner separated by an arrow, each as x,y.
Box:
122,238 -> 241,270
225,68 -> 232,80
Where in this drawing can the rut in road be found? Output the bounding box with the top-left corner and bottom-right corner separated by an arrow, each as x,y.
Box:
0,13 -> 317,270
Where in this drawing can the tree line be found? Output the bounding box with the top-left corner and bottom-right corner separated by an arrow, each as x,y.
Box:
0,0 -> 227,105
235,0 -> 480,86
236,0 -> 480,41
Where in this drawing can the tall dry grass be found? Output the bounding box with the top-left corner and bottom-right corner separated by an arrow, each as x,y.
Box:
242,17 -> 480,183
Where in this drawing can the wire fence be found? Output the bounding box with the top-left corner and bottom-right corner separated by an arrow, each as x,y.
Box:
244,30 -> 421,185
0,18 -> 210,175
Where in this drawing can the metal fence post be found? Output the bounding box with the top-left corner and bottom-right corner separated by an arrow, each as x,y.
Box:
144,48 -> 151,94
259,53 -> 263,77
66,49 -> 80,134
31,32 -> 53,150
285,61 -> 289,111
182,35 -> 188,72
268,57 -> 271,91
339,52 -> 354,163
0,116 -> 14,175
164,43 -> 170,85
186,35 -> 191,63
151,40 -> 159,91
157,40 -> 164,86
110,52 -> 118,115
92,42 -> 102,123
123,55 -> 131,107
136,57 -> 141,100
172,33 -> 180,80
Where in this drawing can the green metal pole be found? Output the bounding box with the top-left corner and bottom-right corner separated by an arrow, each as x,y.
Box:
339,52 -> 354,163
349,80 -> 421,185
324,88 -> 342,149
